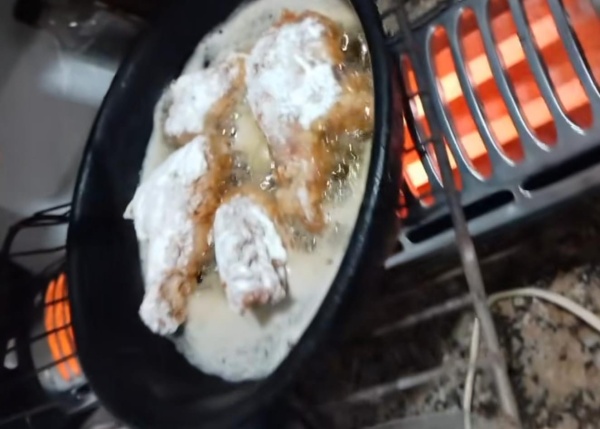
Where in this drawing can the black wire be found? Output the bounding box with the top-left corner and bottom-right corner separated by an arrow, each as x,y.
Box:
0,403 -> 59,427
1,203 -> 71,264
16,219 -> 65,228
37,257 -> 67,280
9,245 -> 66,258
32,202 -> 71,218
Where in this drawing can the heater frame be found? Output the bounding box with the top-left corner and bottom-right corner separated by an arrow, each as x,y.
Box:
384,0 -> 600,267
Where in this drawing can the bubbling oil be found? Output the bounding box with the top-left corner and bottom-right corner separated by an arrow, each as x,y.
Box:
223,30 -> 372,250
140,0 -> 375,382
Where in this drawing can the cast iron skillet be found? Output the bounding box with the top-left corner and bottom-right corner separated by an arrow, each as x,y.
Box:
67,0 -> 403,428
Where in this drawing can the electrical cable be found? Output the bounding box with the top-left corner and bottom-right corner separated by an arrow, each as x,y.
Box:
463,287 -> 600,429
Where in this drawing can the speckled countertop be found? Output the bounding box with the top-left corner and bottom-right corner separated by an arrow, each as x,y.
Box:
294,195 -> 600,428
495,268 -> 600,429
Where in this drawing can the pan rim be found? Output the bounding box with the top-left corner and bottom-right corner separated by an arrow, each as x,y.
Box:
67,0 -> 401,427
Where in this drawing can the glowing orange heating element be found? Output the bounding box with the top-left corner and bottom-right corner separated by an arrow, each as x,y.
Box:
402,0 -> 600,202
44,273 -> 81,381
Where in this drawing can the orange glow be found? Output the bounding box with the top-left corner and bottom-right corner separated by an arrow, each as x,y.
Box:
401,0 -> 600,203
44,273 -> 81,381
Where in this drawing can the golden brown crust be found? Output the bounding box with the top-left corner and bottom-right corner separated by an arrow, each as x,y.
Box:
222,184 -> 280,223
159,273 -> 194,325
275,10 -> 345,65
320,70 -> 374,137
191,134 -> 233,266
172,56 -> 246,147
221,184 -> 297,248
203,56 -> 247,139
274,153 -> 330,234
262,12 -> 373,233
154,11 -> 374,321
158,134 -> 233,325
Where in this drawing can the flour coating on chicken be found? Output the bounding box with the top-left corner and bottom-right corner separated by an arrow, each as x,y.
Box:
125,135 -> 231,335
246,11 -> 373,231
213,193 -> 288,313
246,12 -> 343,148
130,0 -> 374,382
165,54 -> 246,144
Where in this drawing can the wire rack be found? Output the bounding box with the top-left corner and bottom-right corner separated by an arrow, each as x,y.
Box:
0,204 -> 95,427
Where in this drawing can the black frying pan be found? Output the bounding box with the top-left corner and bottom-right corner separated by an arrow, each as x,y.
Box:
67,0 -> 403,428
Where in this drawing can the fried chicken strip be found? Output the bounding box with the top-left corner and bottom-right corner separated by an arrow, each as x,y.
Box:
246,11 -> 373,232
125,135 -> 231,335
164,54 -> 246,146
213,188 -> 288,313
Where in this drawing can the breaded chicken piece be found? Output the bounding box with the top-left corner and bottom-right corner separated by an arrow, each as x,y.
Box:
164,54 -> 246,145
125,135 -> 231,335
246,11 -> 373,232
317,71 -> 374,137
213,187 -> 288,313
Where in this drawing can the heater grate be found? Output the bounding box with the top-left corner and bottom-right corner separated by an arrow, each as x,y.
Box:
42,272 -> 81,384
0,204 -> 95,427
383,0 -> 600,267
